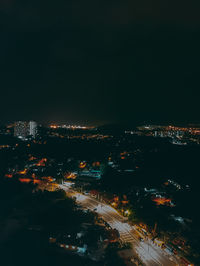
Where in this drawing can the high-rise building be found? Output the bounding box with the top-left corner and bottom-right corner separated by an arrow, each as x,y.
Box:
14,121 -> 28,140
29,121 -> 37,138
14,121 -> 38,140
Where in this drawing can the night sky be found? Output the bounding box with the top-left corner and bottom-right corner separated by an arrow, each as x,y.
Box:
1,0 -> 200,125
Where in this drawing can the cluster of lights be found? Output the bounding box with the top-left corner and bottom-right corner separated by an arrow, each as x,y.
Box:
50,124 -> 88,129
0,145 -> 10,149
62,125 -> 87,129
152,196 -> 172,206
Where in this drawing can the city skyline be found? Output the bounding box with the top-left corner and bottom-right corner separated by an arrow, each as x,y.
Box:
0,117 -> 199,265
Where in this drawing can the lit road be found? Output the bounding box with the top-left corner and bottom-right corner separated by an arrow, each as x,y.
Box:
60,183 -> 181,266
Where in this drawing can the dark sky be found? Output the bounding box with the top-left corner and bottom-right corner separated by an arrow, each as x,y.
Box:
0,0 -> 200,125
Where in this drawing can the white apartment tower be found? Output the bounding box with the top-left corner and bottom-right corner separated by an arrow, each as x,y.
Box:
14,121 -> 37,140
29,121 -> 37,138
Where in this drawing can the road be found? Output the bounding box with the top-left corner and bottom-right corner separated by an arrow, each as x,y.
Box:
60,182 -> 181,266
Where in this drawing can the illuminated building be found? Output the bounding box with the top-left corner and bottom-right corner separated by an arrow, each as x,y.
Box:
14,121 -> 28,140
29,121 -> 37,138
14,121 -> 37,140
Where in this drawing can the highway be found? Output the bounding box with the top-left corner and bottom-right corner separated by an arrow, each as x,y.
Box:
60,182 -> 181,266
